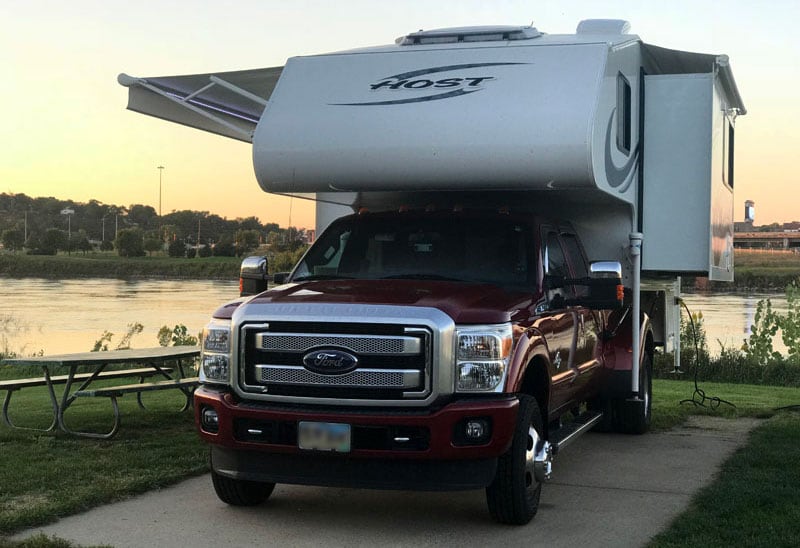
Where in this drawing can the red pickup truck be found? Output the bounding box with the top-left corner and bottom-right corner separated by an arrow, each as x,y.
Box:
195,208 -> 652,525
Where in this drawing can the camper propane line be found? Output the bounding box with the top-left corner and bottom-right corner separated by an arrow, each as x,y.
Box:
629,232 -> 643,395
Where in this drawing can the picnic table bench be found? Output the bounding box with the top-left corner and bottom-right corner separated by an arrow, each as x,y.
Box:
1,346 -> 200,439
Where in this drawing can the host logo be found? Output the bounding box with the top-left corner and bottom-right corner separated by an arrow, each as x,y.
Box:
370,77 -> 494,91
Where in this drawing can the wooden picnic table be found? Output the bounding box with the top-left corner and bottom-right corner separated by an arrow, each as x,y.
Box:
1,346 -> 200,439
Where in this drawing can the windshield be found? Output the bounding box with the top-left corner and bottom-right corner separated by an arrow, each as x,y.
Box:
293,215 -> 533,288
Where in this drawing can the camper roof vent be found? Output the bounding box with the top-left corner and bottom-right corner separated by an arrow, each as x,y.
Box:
397,25 -> 541,46
576,19 -> 631,35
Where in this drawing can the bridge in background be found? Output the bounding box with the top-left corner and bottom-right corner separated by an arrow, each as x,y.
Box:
734,232 -> 800,250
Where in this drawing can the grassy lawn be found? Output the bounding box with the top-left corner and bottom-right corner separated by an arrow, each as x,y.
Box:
651,379 -> 800,429
649,413 -> 800,548
0,385 -> 207,537
0,378 -> 798,546
650,379 -> 800,547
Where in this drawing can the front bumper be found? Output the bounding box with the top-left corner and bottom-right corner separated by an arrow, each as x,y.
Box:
195,386 -> 519,490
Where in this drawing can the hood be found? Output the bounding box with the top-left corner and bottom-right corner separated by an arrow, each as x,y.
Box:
245,279 -> 535,324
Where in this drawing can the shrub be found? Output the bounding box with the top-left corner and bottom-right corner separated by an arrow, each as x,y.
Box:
115,229 -> 145,257
167,239 -> 186,258
213,239 -> 236,257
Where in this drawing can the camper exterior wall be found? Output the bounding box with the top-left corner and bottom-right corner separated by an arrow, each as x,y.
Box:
253,42 -> 633,199
641,73 -> 734,280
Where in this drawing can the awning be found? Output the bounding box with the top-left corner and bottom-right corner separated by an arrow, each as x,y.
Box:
642,43 -> 746,115
118,66 -> 283,142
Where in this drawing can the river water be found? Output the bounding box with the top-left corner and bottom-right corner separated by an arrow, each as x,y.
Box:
0,278 -> 790,356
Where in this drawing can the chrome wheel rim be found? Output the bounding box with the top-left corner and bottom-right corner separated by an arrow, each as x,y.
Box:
525,424 -> 552,487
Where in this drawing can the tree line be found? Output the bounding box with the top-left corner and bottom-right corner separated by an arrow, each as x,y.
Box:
0,192 -> 309,257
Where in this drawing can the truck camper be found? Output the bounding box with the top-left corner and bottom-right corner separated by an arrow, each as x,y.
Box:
119,19 -> 745,525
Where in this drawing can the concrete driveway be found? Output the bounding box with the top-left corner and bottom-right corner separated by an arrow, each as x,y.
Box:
16,416 -> 758,548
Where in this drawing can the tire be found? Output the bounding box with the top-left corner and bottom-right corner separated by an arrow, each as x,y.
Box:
211,470 -> 275,506
486,395 -> 546,525
617,352 -> 652,435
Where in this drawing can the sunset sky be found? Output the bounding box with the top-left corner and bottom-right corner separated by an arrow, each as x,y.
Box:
2,0 -> 798,229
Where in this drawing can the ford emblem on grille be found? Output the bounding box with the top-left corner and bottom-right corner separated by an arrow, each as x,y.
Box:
302,349 -> 359,375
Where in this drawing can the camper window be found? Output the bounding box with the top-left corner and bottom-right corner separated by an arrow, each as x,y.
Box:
723,117 -> 734,188
617,73 -> 632,154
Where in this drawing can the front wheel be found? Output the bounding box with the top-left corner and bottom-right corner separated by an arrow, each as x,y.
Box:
486,395 -> 548,525
211,470 -> 275,506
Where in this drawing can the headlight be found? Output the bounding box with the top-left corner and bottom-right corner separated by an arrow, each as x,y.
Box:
200,319 -> 231,384
455,324 -> 513,392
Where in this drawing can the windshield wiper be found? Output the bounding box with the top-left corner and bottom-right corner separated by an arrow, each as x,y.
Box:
292,274 -> 355,282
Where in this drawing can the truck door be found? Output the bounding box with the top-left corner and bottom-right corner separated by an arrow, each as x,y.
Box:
539,229 -> 578,416
561,232 -> 601,400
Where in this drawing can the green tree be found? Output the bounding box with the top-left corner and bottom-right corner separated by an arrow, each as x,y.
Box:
115,228 -> 145,257
127,204 -> 158,230
143,237 -> 162,256
213,235 -> 236,257
167,238 -> 186,258
235,229 -> 261,256
38,228 -> 67,255
1,229 -> 24,251
70,230 -> 91,255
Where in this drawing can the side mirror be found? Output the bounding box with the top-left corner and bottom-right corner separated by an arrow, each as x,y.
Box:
272,272 -> 290,285
239,256 -> 269,297
584,261 -> 624,309
564,261 -> 625,310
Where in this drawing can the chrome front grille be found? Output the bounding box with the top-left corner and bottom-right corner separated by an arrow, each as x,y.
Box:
242,323 -> 431,401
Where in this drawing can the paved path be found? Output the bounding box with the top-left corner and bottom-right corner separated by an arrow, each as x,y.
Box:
16,417 -> 758,547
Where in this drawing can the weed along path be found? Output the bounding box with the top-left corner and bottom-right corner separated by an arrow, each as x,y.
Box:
14,416 -> 758,548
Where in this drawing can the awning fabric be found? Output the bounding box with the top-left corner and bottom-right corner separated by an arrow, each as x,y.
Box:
118,66 -> 283,142
641,43 -> 746,114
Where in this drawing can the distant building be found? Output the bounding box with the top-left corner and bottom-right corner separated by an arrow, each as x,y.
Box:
735,199 -> 755,232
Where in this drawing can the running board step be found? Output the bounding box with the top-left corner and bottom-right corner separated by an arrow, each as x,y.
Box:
550,411 -> 604,455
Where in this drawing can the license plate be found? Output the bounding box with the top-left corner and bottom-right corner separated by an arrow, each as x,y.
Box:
298,421 -> 351,452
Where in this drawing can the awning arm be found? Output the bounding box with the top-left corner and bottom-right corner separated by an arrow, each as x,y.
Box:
118,73 -> 258,140
209,76 -> 269,107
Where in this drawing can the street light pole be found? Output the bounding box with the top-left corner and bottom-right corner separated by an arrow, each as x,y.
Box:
60,208 -> 74,255
157,165 -> 165,218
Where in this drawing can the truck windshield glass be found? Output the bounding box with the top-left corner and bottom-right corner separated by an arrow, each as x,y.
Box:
293,216 -> 531,287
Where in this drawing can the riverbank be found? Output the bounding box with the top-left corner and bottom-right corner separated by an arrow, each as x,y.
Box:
690,249 -> 800,292
0,253 -> 241,280
2,248 -> 799,288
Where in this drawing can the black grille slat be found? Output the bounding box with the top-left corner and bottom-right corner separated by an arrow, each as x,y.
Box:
257,334 -> 418,355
